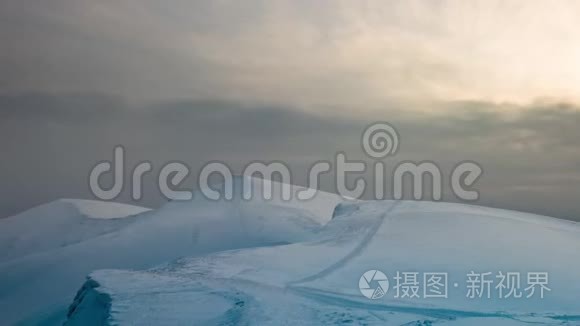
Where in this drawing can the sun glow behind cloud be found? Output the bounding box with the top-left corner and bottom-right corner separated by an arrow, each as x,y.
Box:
1,0 -> 580,110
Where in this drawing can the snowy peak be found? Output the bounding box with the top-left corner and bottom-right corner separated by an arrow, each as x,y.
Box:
0,186 -> 344,324
5,181 -> 580,325
169,175 -> 345,224
66,200 -> 580,325
0,199 -> 151,263
58,199 -> 151,219
3,198 -> 150,221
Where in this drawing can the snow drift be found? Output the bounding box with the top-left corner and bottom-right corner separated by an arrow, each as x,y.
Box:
2,177 -> 579,325
66,200 -> 580,325
0,178 -> 343,325
0,199 -> 150,264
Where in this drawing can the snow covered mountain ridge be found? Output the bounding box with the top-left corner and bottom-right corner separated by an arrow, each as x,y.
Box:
0,178 -> 579,325
0,199 -> 150,264
0,178 -> 343,324
65,200 -> 580,325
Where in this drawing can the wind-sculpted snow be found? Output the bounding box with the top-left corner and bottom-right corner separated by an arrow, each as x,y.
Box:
0,199 -> 150,263
0,178 -> 343,325
66,201 -> 580,325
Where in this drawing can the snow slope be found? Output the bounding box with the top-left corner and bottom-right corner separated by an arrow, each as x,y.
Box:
66,200 -> 580,325
195,175 -> 345,224
0,178 -> 344,325
60,199 -> 152,219
0,199 -> 150,263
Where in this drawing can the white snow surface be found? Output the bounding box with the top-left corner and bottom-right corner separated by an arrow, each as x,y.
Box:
0,178 -> 344,325
1,178 -> 580,325
59,199 -> 151,219
0,199 -> 150,263
66,200 -> 580,325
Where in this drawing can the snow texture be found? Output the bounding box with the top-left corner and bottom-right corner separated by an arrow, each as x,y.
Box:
1,178 -> 579,325
0,178 -> 342,324
66,200 -> 580,325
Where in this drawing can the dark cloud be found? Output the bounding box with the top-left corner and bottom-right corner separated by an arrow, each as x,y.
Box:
1,93 -> 579,221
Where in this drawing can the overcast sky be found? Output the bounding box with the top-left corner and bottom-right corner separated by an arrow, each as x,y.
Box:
1,1 -> 579,220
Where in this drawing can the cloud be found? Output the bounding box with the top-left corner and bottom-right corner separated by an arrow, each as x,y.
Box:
2,1 -> 580,108
1,1 -> 579,219
1,93 -> 579,221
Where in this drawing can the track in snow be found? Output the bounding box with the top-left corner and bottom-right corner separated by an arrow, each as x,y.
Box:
287,201 -> 402,286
